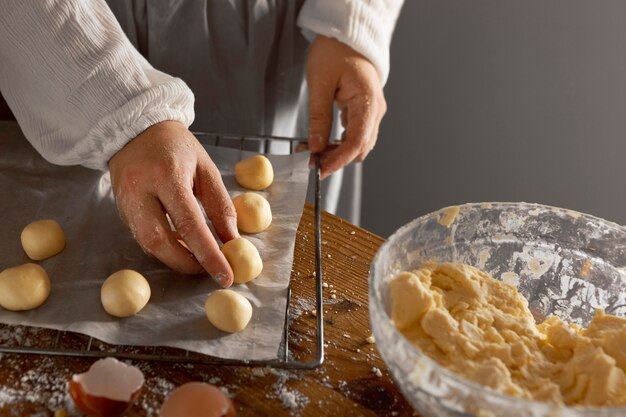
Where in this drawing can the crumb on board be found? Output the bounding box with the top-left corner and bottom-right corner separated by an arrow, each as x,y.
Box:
366,335 -> 375,344
267,370 -> 309,410
372,367 -> 383,377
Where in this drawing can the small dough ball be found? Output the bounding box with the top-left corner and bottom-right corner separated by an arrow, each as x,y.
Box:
21,219 -> 66,261
0,263 -> 51,311
220,237 -> 263,284
101,270 -> 151,318
234,155 -> 274,190
205,289 -> 253,333
233,192 -> 272,234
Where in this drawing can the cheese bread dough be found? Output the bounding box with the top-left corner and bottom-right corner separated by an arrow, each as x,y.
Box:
101,270 -> 151,318
390,262 -> 626,406
21,219 -> 66,260
220,237 -> 263,284
205,289 -> 253,333
0,263 -> 51,311
233,192 -> 272,234
234,155 -> 274,190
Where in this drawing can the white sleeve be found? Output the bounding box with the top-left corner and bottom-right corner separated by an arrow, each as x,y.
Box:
297,0 -> 404,85
0,0 -> 195,171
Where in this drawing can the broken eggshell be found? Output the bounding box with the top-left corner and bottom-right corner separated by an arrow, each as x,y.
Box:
69,357 -> 144,417
160,382 -> 236,417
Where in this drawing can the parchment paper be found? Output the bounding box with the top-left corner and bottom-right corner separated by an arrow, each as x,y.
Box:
0,121 -> 310,361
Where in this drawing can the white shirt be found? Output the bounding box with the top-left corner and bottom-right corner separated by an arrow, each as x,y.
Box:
0,0 -> 402,171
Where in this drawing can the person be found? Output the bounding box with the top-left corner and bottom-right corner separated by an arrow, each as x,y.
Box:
0,0 -> 403,287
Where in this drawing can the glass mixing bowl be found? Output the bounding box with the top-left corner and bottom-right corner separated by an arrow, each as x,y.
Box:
369,202 -> 626,417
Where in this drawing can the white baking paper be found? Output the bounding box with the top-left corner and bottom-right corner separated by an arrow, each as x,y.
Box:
0,121 -> 310,361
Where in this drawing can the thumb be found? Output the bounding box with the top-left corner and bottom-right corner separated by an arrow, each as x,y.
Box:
307,76 -> 335,153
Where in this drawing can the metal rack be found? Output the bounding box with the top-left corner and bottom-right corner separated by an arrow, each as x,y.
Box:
0,133 -> 324,369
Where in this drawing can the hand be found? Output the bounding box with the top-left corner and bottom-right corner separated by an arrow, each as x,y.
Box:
108,121 -> 239,287
306,35 -> 387,180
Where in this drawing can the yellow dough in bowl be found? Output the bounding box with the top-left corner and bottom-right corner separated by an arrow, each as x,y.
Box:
390,262 -> 626,406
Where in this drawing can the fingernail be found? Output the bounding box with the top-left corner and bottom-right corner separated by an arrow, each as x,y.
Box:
309,134 -> 322,153
214,272 -> 232,288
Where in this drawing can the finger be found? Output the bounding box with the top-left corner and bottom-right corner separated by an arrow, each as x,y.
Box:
355,95 -> 386,161
307,73 -> 336,153
355,110 -> 384,162
355,130 -> 378,163
340,106 -> 348,129
159,182 -> 234,288
295,142 -> 309,153
127,195 -> 204,275
194,157 -> 239,244
320,96 -> 377,179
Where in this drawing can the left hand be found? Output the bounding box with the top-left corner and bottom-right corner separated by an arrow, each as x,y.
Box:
306,35 -> 387,180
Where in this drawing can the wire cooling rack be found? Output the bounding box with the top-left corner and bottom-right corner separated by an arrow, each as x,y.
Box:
0,132 -> 324,369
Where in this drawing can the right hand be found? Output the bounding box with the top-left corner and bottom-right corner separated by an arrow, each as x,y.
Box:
108,121 -> 239,288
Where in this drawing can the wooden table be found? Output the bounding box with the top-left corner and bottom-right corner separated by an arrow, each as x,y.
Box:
0,205 -> 416,416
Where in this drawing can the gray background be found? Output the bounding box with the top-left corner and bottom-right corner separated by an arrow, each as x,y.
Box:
362,0 -> 626,237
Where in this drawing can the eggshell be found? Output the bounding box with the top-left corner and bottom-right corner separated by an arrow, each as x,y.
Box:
69,357 -> 144,417
160,382 -> 236,417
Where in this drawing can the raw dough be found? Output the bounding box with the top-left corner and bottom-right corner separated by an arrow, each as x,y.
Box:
234,155 -> 274,190
0,263 -> 50,311
437,206 -> 460,227
21,219 -> 66,260
220,237 -> 263,284
390,262 -> 626,406
100,270 -> 151,318
233,192 -> 272,234
205,289 -> 253,333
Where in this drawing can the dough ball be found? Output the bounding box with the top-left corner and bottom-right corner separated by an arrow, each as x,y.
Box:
101,270 -> 151,318
0,263 -> 51,311
220,237 -> 263,284
234,155 -> 274,190
21,219 -> 66,261
205,289 -> 253,333
233,192 -> 272,234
